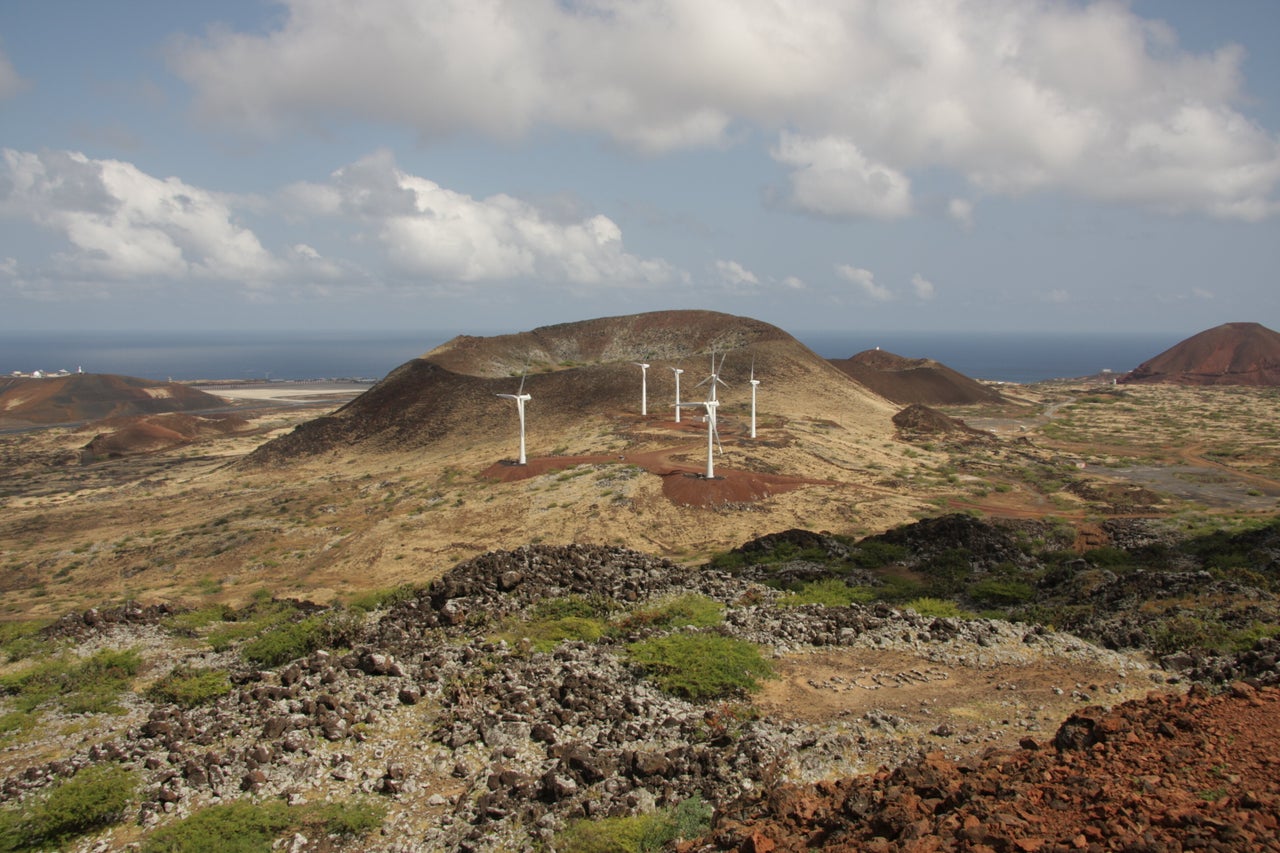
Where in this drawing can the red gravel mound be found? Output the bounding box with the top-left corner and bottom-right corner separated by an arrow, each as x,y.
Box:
81,412 -> 252,458
1120,322 -> 1280,386
830,350 -> 1005,405
694,684 -> 1280,852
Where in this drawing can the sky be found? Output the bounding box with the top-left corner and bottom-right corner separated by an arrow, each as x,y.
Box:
1,0 -> 1278,336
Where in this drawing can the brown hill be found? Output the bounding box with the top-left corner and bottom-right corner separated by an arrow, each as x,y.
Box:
248,310 -> 887,464
81,412 -> 252,459
0,374 -> 227,427
1119,322 -> 1280,386
829,348 -> 1006,405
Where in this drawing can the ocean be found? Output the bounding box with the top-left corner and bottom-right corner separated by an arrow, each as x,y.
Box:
0,329 -> 1183,385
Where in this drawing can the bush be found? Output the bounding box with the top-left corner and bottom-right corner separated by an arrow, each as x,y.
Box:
0,764 -> 138,852
617,594 -> 724,632
146,666 -> 232,708
778,578 -> 875,608
0,648 -> 140,715
347,584 -> 417,614
556,796 -> 713,853
627,633 -> 773,700
240,615 -> 328,667
141,798 -> 385,853
905,598 -> 973,619
494,616 -> 608,653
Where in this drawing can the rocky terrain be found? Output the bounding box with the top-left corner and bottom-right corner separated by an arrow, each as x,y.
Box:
2,514 -> 1279,851
1120,322 -> 1280,387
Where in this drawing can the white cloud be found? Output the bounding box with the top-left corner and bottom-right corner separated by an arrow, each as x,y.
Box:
714,259 -> 759,287
1044,289 -> 1070,304
948,198 -> 974,229
0,148 -> 278,283
771,133 -> 913,219
1192,287 -> 1214,300
308,150 -> 676,287
836,264 -> 892,302
911,274 -> 935,300
171,0 -> 1280,219
782,275 -> 806,290
0,47 -> 26,100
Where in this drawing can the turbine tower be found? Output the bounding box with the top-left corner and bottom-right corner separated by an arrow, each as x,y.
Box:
670,367 -> 684,422
749,359 -> 760,439
679,397 -> 723,479
496,373 -> 531,465
634,362 -> 650,415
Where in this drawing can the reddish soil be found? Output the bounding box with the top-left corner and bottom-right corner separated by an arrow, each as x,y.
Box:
694,683 -> 1280,852
1120,322 -> 1280,386
0,373 -> 226,426
480,440 -> 837,506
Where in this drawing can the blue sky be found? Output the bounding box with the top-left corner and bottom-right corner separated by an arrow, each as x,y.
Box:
1,0 -> 1277,336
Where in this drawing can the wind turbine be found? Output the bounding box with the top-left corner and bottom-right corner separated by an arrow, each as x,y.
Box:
670,366 -> 684,422
697,351 -> 729,402
749,358 -> 760,439
496,372 -> 531,465
634,362 -> 650,415
679,397 -> 723,479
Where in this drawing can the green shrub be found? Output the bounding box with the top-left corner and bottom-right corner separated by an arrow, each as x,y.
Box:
0,764 -> 138,852
0,648 -> 140,715
494,616 -> 608,653
627,633 -> 773,700
905,598 -> 974,619
555,796 -> 713,853
240,615 -> 328,667
618,594 -> 724,632
162,605 -> 235,636
146,666 -> 232,708
778,578 -> 875,608
0,620 -> 53,663
532,595 -> 619,620
347,584 -> 416,614
141,798 -> 385,853
847,541 -> 909,569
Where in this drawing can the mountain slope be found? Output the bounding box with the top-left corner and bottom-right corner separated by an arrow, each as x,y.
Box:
0,374 -> 227,426
1120,322 -> 1280,386
829,349 -> 1006,405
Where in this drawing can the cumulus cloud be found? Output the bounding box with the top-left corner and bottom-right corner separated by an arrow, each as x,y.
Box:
782,275 -> 806,290
714,259 -> 759,287
836,264 -> 892,302
911,274 -> 935,300
0,148 -> 278,282
303,150 -> 676,287
170,0 -> 1280,219
771,133 -> 913,219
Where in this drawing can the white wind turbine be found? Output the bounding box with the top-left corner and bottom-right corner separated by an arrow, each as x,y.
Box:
749,358 -> 760,439
697,351 -> 729,402
496,372 -> 531,465
634,362 -> 650,415
679,397 -> 722,479
670,366 -> 684,422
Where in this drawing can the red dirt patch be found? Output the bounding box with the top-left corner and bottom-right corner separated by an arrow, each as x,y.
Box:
481,445 -> 835,506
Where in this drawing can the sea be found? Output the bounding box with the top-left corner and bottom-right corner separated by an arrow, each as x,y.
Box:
0,329 -> 1183,385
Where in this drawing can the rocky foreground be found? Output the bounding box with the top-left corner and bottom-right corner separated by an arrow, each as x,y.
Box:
1,539 -> 1278,851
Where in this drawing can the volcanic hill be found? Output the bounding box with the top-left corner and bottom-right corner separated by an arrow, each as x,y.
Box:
829,348 -> 1006,405
1120,322 -> 1280,386
0,373 -> 227,427
248,310 -> 893,464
